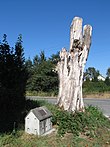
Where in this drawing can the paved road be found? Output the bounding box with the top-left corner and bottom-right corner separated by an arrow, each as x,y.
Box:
27,96 -> 110,117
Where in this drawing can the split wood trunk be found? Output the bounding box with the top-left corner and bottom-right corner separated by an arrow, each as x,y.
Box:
57,17 -> 92,112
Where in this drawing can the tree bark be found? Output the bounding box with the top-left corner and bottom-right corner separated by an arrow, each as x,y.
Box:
57,17 -> 92,112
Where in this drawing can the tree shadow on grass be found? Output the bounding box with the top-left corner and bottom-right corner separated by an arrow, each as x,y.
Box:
0,99 -> 46,133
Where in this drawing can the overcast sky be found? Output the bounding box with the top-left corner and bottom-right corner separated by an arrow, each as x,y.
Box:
0,0 -> 110,76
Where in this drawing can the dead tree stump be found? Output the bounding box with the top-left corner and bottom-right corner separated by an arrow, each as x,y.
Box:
57,17 -> 92,112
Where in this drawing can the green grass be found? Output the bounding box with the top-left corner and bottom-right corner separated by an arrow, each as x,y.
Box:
0,100 -> 110,146
0,128 -> 110,147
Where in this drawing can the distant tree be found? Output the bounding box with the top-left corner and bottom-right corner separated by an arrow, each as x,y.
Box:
49,52 -> 60,65
106,68 -> 110,78
83,80 -> 108,93
33,50 -> 46,66
33,55 -> 39,66
105,77 -> 110,86
85,67 -> 100,81
39,50 -> 46,63
25,57 -> 33,70
105,68 -> 110,86
25,58 -> 33,91
26,51 -> 59,94
32,60 -> 58,92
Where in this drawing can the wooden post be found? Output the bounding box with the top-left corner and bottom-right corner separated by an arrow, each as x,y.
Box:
57,17 -> 92,112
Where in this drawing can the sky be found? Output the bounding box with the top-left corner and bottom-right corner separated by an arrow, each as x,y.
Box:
0,0 -> 110,76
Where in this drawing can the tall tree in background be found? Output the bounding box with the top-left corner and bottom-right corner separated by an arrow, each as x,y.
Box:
39,50 -> 46,63
49,52 -> 60,65
84,67 -> 99,81
106,68 -> 110,78
26,51 -> 59,95
25,58 -> 33,91
105,68 -> 110,86
14,34 -> 27,109
33,55 -> 39,66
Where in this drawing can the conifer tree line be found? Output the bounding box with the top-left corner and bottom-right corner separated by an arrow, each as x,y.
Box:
25,51 -> 59,95
26,54 -> 110,96
26,56 -> 110,95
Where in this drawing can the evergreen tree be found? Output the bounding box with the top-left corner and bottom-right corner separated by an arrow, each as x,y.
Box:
26,51 -> 58,95
25,58 -> 33,91
14,34 -> 27,109
105,68 -> 110,86
49,52 -> 60,65
0,34 -> 27,132
106,68 -> 110,78
84,67 -> 99,81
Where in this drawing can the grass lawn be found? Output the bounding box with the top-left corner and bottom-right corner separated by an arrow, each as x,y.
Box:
0,128 -> 110,147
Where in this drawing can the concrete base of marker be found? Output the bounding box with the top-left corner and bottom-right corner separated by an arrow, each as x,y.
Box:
42,128 -> 56,136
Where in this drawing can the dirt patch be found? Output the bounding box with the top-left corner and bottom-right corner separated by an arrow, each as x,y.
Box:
84,92 -> 110,99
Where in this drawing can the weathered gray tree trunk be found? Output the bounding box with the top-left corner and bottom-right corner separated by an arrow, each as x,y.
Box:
57,17 -> 92,112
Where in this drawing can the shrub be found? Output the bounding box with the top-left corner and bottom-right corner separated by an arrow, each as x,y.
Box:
34,100 -> 110,137
83,80 -> 109,94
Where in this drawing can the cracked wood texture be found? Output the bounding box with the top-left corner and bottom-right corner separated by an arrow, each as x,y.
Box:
57,17 -> 92,112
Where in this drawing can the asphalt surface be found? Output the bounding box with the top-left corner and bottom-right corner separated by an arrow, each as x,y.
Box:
26,96 -> 110,117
